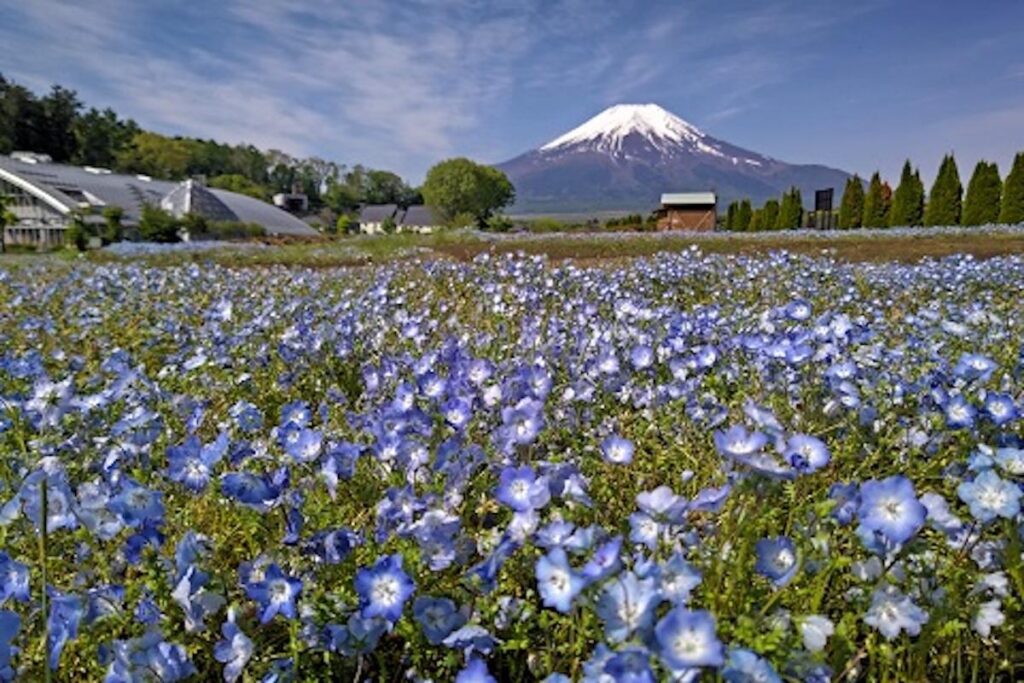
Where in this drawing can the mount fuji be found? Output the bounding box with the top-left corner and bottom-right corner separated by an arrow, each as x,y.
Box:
496,103 -> 851,214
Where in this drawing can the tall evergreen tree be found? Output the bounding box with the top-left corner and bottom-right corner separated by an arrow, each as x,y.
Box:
762,199 -> 780,231
962,161 -> 1002,226
924,153 -> 962,226
889,163 -> 927,227
776,187 -> 803,230
838,175 -> 864,229
725,201 -> 738,230
862,172 -> 889,227
998,152 -> 1024,225
736,199 -> 752,231
749,209 -> 763,231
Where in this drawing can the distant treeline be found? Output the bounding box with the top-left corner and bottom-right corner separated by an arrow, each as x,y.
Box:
0,73 -> 419,218
723,152 -> 1024,231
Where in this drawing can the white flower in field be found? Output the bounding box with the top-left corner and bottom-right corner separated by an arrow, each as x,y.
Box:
800,615 -> 834,652
972,600 -> 1004,638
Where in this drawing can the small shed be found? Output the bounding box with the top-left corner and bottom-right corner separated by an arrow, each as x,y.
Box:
656,192 -> 717,231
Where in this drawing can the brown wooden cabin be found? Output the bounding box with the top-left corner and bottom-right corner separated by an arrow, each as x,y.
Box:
655,192 -> 717,231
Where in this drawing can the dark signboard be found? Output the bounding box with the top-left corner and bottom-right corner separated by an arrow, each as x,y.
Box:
815,188 -> 834,212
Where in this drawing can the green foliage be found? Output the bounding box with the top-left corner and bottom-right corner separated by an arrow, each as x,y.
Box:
761,199 -> 780,231
0,72 -> 415,214
485,214 -> 514,232
207,174 -> 270,201
862,172 -> 890,228
605,214 -> 645,230
138,205 -> 181,243
736,199 -> 752,232
725,201 -> 738,230
101,206 -> 124,244
422,158 -> 515,228
961,161 -> 1002,226
888,160 -> 925,227
64,211 -> 90,251
838,175 -> 865,229
998,152 -> 1024,225
335,214 -> 359,235
925,154 -> 962,226
749,208 -> 763,231
380,216 -> 397,235
775,186 -> 803,230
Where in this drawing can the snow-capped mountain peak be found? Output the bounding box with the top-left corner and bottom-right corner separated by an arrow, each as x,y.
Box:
540,103 -> 706,154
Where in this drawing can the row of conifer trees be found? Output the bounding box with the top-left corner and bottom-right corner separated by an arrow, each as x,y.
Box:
722,151 -> 1024,231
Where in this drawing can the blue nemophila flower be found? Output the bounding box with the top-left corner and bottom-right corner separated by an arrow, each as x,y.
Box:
220,470 -> 284,512
166,432 -> 228,492
536,548 -> 585,613
629,512 -> 661,550
214,609 -> 253,683
244,563 -> 301,624
828,482 -> 860,525
601,435 -> 635,465
713,425 -> 768,459
355,554 -> 416,623
953,353 -> 996,381
281,426 -> 323,463
172,565 -> 226,633
229,400 -> 263,433
105,630 -> 196,682
47,589 -> 84,670
604,646 -> 657,683
755,536 -> 799,587
656,553 -> 702,605
957,470 -> 1022,523
581,536 -> 623,582
596,571 -> 658,642
414,596 -> 466,645
0,553 -> 29,605
722,648 -> 781,683
630,344 -> 654,370
944,395 -> 977,429
800,615 -> 835,652
782,434 -> 831,474
995,447 -> 1024,475
110,479 -> 164,528
279,400 -> 312,428
0,610 -> 19,682
864,585 -> 928,640
655,608 -> 725,670
455,656 -> 497,683
983,393 -> 1018,426
442,624 -> 498,657
636,486 -> 687,523
857,475 -> 926,546
973,599 -> 1005,637
495,466 -> 550,512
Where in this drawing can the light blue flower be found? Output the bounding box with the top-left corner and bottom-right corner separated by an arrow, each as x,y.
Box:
536,548 -> 585,614
654,608 -> 724,670
754,536 -> 799,587
596,571 -> 659,642
863,586 -> 928,640
355,554 -> 415,623
957,470 -> 1022,523
857,475 -> 926,546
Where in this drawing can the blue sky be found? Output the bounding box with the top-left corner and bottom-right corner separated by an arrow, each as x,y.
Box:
2,1 -> 1023,185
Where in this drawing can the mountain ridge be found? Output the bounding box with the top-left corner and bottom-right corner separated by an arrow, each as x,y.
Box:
496,104 -> 850,214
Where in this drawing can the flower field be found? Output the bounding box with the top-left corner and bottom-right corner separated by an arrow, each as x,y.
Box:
1,248 -> 1023,681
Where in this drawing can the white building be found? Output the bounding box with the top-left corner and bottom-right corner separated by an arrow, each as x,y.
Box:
0,153 -> 319,247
